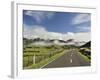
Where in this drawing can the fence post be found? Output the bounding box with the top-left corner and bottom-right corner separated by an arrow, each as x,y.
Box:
33,53 -> 35,64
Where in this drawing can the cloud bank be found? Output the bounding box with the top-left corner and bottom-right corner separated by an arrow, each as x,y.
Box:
24,25 -> 90,42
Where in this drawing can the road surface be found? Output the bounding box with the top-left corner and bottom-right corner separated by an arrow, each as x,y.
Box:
43,49 -> 90,68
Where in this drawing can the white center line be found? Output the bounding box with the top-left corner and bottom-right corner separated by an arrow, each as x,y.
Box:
70,59 -> 72,63
71,54 -> 72,57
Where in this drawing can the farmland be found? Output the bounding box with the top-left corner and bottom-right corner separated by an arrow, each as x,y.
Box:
23,38 -> 91,69
23,44 -> 69,69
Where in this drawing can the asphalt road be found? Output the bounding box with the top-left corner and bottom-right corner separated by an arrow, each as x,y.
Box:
43,49 -> 90,68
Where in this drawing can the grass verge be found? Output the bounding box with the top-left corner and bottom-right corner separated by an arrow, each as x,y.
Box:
24,50 -> 67,69
78,51 -> 90,62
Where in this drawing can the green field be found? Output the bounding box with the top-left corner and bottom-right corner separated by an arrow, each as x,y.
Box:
23,44 -> 69,69
78,48 -> 91,61
23,43 -> 91,69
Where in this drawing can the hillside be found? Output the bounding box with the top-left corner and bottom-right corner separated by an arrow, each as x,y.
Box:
80,41 -> 91,48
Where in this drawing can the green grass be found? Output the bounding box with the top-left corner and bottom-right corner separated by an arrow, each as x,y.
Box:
23,45 -> 65,68
23,50 -> 67,69
23,44 -> 72,69
78,51 -> 90,62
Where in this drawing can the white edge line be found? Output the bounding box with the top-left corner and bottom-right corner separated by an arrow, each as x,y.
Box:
40,50 -> 69,69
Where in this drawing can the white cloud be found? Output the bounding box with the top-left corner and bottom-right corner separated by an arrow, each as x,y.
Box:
24,11 -> 55,23
24,25 -> 47,39
24,25 -> 63,40
71,13 -> 91,32
76,26 -> 90,32
72,32 -> 90,42
72,14 -> 90,25
24,25 -> 90,42
67,32 -> 74,36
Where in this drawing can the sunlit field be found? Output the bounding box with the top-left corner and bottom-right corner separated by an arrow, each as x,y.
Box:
23,42 -> 91,69
23,44 -> 69,69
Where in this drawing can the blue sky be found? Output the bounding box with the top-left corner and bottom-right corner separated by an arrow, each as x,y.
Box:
23,10 -> 91,41
23,10 -> 91,33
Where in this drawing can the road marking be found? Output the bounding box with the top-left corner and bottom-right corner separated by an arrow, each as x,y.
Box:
40,50 -> 68,68
71,54 -> 73,57
70,59 -> 72,63
71,53 -> 73,57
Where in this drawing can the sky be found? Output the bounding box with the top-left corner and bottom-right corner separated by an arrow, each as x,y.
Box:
23,10 -> 91,42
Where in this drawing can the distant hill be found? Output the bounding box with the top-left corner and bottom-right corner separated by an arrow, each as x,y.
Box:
80,41 -> 91,48
23,37 -> 88,46
23,38 -> 33,45
66,39 -> 74,43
